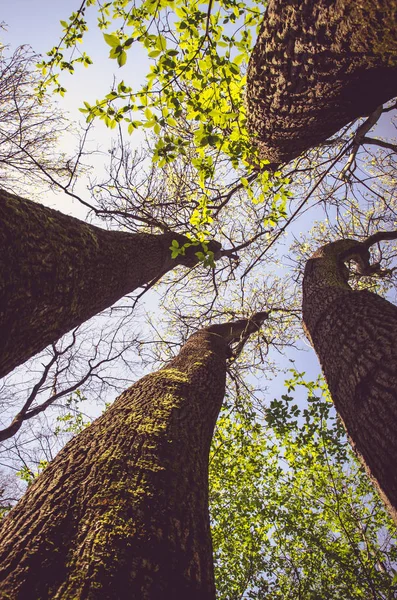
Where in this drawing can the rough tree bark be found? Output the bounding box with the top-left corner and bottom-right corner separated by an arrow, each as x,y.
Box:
0,188 -> 221,379
0,313 -> 267,600
302,234 -> 397,524
247,0 -> 397,167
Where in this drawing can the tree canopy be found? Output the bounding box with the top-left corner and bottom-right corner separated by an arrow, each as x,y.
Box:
1,1 -> 397,597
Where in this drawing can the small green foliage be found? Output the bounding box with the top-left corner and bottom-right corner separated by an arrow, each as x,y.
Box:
210,375 -> 397,599
169,195 -> 216,269
39,1 -> 266,167
0,506 -> 11,519
54,390 -> 90,436
16,460 -> 49,487
38,0 -> 296,229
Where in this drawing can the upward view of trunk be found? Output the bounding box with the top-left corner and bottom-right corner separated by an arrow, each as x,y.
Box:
302,237 -> 397,524
0,314 -> 267,599
247,0 -> 397,166
0,189 -> 220,379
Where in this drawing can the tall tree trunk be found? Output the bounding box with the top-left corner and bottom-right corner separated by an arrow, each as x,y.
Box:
302,238 -> 397,524
247,0 -> 397,166
0,314 -> 267,599
0,189 -> 220,378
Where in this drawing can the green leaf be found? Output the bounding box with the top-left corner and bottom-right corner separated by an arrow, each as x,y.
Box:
233,53 -> 246,65
117,51 -> 127,67
103,33 -> 120,48
155,35 -> 167,51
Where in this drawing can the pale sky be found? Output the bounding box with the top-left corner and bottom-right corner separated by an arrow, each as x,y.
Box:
2,0 -> 148,218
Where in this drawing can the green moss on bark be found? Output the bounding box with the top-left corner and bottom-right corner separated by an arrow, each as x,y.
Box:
0,330 -> 228,599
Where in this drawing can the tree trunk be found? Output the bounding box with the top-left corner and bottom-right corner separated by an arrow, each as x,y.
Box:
302,239 -> 397,525
0,315 -> 267,599
0,189 -> 219,378
247,0 -> 397,166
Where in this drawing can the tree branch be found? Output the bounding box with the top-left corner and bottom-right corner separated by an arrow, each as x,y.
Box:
362,136 -> 397,152
339,105 -> 383,181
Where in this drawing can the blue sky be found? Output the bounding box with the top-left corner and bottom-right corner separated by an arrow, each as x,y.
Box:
2,0 -> 149,109
2,0 -> 149,218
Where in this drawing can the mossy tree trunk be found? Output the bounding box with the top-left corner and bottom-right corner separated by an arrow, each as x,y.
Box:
302,238 -> 397,524
0,314 -> 267,599
0,189 -> 219,378
247,0 -> 397,166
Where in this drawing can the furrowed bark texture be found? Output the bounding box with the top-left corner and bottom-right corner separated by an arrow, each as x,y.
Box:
0,189 -> 212,378
302,240 -> 397,524
0,327 -> 231,599
247,0 -> 397,166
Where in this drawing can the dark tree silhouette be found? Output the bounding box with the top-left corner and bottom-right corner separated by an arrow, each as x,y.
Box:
247,0 -> 397,166
302,232 -> 397,524
0,188 -> 221,378
0,313 -> 267,599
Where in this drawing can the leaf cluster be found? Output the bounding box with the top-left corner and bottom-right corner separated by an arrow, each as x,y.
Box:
210,374 -> 397,599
